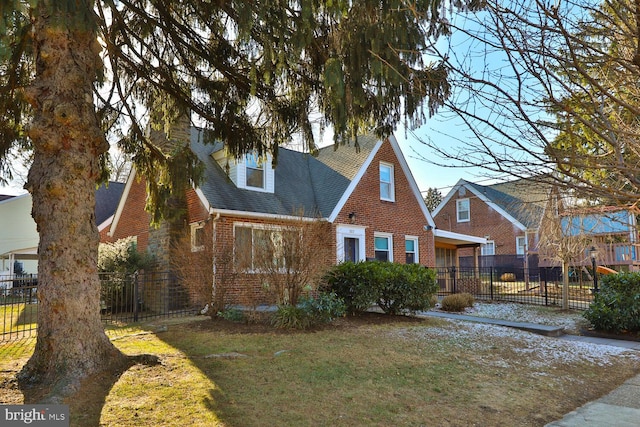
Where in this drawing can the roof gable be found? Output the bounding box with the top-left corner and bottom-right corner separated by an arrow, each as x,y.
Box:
95,181 -> 126,225
434,177 -> 552,231
191,131 -> 434,225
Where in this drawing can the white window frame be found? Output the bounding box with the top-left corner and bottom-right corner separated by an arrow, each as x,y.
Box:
190,223 -> 205,252
456,198 -> 470,223
244,153 -> 265,189
481,240 -> 495,256
336,225 -> 366,263
374,232 -> 394,262
379,162 -> 395,202
233,222 -> 296,272
516,236 -> 527,255
405,236 -> 419,264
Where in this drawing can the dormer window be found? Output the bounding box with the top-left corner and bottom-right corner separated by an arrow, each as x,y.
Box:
212,147 -> 275,193
245,153 -> 265,189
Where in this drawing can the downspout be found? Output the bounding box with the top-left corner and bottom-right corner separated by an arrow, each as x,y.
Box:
211,212 -> 221,313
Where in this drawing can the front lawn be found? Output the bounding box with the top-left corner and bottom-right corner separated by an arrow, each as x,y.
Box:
1,312 -> 638,426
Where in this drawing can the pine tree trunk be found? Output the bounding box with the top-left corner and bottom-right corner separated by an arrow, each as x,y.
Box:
18,2 -> 127,400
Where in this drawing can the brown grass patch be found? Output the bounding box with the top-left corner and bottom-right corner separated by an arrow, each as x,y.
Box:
0,313 -> 638,426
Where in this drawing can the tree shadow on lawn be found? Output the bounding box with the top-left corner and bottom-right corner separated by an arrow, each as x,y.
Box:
152,313 -> 427,425
17,354 -> 161,426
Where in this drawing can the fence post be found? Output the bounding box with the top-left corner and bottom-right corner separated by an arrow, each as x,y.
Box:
543,268 -> 548,306
451,266 -> 457,293
489,267 -> 494,300
133,271 -> 139,322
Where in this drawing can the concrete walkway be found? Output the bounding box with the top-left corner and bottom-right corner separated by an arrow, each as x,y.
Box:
419,311 -> 640,426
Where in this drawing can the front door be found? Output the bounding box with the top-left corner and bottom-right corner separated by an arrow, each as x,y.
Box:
336,225 -> 366,263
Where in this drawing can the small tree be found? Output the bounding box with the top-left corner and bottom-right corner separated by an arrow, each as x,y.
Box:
252,216 -> 333,307
170,223 -> 236,315
537,194 -> 603,308
98,236 -> 150,274
424,187 -> 443,212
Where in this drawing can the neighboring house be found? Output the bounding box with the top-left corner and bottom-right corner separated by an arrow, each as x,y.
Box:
538,205 -> 640,272
106,127 -> 485,305
0,182 -> 125,275
432,177 -> 552,272
0,194 -> 37,275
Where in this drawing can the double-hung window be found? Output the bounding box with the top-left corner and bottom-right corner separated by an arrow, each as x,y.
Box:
374,233 -> 393,262
245,153 -> 265,189
516,236 -> 527,255
379,163 -> 395,201
481,240 -> 495,256
456,198 -> 470,222
190,224 -> 205,252
405,237 -> 418,264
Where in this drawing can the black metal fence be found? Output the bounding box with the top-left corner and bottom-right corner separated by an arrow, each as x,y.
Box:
99,271 -> 199,324
0,271 -> 201,341
0,275 -> 38,341
436,266 -> 595,310
1,266 -> 596,341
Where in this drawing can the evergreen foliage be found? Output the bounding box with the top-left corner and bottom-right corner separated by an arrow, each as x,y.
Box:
323,261 -> 438,315
424,187 -> 443,212
0,0 -> 479,218
584,272 -> 640,334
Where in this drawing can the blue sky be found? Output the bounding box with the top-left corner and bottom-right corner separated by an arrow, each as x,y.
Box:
0,126 -> 489,198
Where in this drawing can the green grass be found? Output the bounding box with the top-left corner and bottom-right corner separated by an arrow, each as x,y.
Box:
0,302 -> 38,336
1,315 -> 639,426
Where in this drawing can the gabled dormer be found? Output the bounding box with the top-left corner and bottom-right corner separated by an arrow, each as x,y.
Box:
212,148 -> 275,193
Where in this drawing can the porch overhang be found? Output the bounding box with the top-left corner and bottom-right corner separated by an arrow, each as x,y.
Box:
433,229 -> 487,247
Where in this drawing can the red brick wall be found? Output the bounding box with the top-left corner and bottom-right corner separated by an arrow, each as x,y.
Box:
102,176 -> 152,252
434,190 -> 525,257
335,139 -> 436,266
205,216 -> 335,306
186,189 -> 209,223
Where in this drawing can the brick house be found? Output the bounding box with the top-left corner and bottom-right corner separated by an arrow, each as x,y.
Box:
105,128 -> 484,306
431,177 -> 552,273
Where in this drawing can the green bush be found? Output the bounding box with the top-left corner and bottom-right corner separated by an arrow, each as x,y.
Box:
298,292 -> 346,324
323,261 -> 438,315
271,305 -> 312,329
441,293 -> 474,312
583,272 -> 640,333
375,262 -> 438,315
217,308 -> 245,322
271,292 -> 346,329
321,261 -> 379,314
98,236 -> 152,273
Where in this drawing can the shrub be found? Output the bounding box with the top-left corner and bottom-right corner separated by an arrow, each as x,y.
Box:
298,292 -> 346,324
271,305 -> 312,329
98,236 -> 151,273
375,263 -> 438,315
217,308 -> 244,322
271,292 -> 346,329
322,261 -> 379,314
584,272 -> 640,333
323,261 -> 438,315
441,293 -> 474,312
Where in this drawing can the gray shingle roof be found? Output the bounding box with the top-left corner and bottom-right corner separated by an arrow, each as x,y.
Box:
465,177 -> 552,229
190,129 -> 376,218
95,181 -> 126,225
